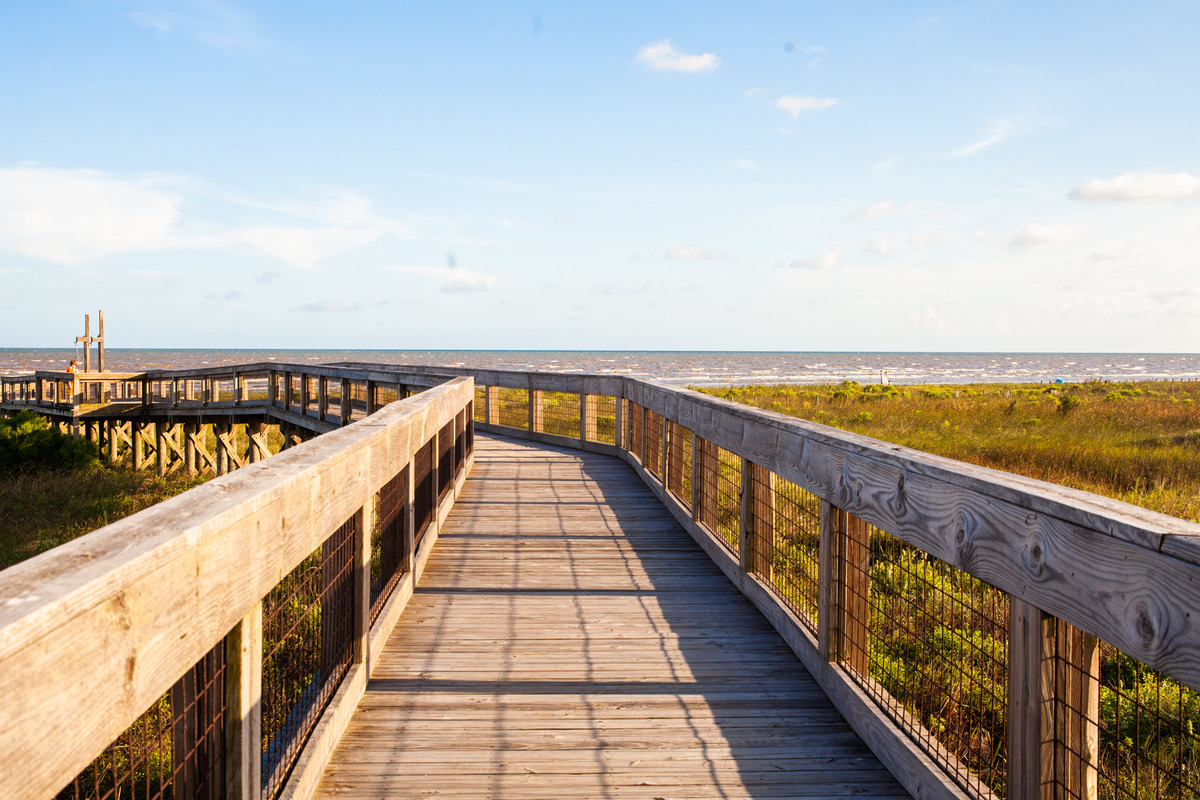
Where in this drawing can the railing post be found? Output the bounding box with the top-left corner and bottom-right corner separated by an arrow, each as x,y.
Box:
614,394 -> 623,450
354,502 -> 372,666
1008,598 -> 1048,800
485,386 -> 499,425
155,422 -> 167,477
746,463 -> 774,580
366,380 -> 377,415
403,460 -> 416,574
738,457 -> 752,573
1007,602 -> 1101,800
225,602 -> 263,800
341,378 -> 352,425
236,372 -> 247,405
318,377 -> 328,422
530,389 -> 543,433
689,431 -> 700,520
579,393 -> 589,443
817,501 -> 870,677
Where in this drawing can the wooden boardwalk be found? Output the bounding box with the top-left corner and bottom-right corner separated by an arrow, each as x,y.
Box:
314,435 -> 910,800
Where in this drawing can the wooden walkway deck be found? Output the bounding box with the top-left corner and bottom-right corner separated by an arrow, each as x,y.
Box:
314,435 -> 911,800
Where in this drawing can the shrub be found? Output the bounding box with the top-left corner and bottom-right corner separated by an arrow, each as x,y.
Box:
0,411 -> 97,474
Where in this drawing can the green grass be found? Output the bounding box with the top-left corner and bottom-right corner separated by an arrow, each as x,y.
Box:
705,380 -> 1200,798
700,380 -> 1200,522
0,462 -> 205,570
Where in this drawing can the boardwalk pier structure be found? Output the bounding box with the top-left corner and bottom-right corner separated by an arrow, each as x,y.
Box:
3,363 -> 1200,800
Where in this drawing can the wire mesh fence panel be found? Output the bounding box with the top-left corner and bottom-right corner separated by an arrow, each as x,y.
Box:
261,515 -> 357,800
371,468 -> 409,624
57,641 -> 228,800
584,395 -> 617,445
473,386 -> 486,422
437,421 -> 455,501
838,521 -> 1008,800
497,388 -> 529,429
455,409 -> 468,476
539,391 -> 581,438
749,469 -> 820,631
628,402 -> 643,462
1042,628 -> 1200,800
644,410 -> 663,480
664,421 -> 693,511
376,385 -> 398,406
694,437 -> 741,553
413,440 -> 435,543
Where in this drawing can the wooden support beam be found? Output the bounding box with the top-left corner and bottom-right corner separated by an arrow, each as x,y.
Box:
529,389 -> 543,433
341,378 -> 352,425
485,385 -> 499,425
132,420 -> 146,470
748,462 -> 775,581
318,376 -> 328,422
225,604 -> 262,800
817,503 -> 871,678
247,422 -> 270,463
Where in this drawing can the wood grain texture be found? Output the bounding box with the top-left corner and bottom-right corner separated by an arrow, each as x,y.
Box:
0,378 -> 474,800
312,435 -> 908,800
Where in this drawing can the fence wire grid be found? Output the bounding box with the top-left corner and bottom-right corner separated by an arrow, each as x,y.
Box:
748,467 -> 820,632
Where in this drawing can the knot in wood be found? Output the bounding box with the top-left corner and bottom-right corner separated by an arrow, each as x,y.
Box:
1023,537 -> 1045,576
1134,601 -> 1161,651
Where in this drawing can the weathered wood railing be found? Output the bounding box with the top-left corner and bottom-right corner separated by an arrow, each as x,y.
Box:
337,363 -> 1200,800
6,361 -> 1200,800
0,375 -> 476,800
1,363 -> 453,477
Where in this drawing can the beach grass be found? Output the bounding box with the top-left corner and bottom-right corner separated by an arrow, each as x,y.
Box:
700,379 -> 1200,522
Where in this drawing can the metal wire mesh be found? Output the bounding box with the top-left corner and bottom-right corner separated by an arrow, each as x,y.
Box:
628,402 -> 643,462
644,410 -> 663,480
371,468 -> 409,624
837,520 -> 1008,800
473,386 -> 486,422
497,387 -> 529,429
58,641 -> 227,800
584,395 -> 617,445
261,515 -> 357,800
748,467 -> 820,631
438,420 -> 455,501
694,437 -> 740,552
413,440 -> 435,542
538,391 -> 581,438
664,421 -> 693,510
1044,629 -> 1200,800
455,408 -> 468,475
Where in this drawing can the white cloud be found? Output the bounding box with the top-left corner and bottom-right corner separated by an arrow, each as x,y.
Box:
788,249 -> 844,270
867,233 -> 894,256
1069,172 -> 1200,202
634,40 -> 720,73
1011,222 -> 1080,251
232,226 -> 380,270
0,166 -> 416,269
591,280 -> 663,295
389,265 -> 497,293
744,87 -> 770,97
0,167 -> 182,263
775,95 -> 838,117
119,0 -> 269,51
666,244 -> 730,261
857,201 -> 894,219
949,121 -> 1013,158
728,159 -> 758,171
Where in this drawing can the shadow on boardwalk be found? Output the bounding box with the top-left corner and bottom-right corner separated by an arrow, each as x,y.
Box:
314,434 -> 910,800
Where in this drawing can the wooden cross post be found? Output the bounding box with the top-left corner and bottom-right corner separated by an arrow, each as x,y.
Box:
74,310 -> 105,373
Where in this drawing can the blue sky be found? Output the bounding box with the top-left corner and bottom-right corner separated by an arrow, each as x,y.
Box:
2,1 -> 1198,351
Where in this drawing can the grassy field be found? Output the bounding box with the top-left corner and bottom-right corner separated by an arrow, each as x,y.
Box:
700,379 -> 1200,799
699,379 -> 1200,522
0,465 -> 204,569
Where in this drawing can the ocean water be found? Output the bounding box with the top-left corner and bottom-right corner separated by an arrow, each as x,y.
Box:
3,349 -> 1200,386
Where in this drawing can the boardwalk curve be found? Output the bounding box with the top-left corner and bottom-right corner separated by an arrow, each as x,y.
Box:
314,435 -> 910,799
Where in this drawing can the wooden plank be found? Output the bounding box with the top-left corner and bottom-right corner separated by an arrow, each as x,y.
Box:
312,435 -> 908,800
0,377 -> 475,800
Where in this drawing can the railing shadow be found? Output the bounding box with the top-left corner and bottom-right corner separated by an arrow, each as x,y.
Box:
340,434 -> 910,799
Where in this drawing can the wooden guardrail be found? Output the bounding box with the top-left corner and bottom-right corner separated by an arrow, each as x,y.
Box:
383,364 -> 1200,800
6,361 -> 1200,800
0,375 -> 476,800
